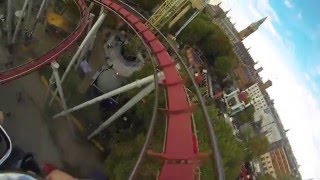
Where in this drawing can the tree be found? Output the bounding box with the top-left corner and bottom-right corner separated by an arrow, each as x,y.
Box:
256,173 -> 276,180
193,105 -> 248,180
214,56 -> 237,76
246,135 -> 269,158
122,36 -> 143,58
234,105 -> 255,125
213,119 -> 247,179
178,13 -> 235,61
134,0 -> 162,12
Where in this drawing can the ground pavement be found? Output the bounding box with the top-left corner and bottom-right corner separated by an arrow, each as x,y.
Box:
0,1 -> 104,177
0,67 -> 104,177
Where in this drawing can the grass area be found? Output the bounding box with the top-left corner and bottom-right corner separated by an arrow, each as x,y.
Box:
193,105 -> 220,179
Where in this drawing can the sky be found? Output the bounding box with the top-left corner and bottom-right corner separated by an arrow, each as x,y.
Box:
209,0 -> 320,179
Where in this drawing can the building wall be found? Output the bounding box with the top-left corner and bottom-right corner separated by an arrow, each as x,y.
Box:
246,83 -> 282,143
246,83 -> 267,111
254,109 -> 282,143
270,147 -> 292,176
260,152 -> 277,178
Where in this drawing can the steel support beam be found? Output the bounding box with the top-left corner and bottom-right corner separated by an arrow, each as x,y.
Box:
175,10 -> 200,38
12,0 -> 30,44
88,83 -> 155,139
53,72 -> 163,118
51,62 -> 68,111
30,0 -> 47,34
49,12 -> 106,105
6,0 -> 12,43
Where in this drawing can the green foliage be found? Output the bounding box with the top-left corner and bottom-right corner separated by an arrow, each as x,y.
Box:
122,37 -> 143,57
105,133 -> 146,179
214,56 -> 237,76
246,135 -> 269,158
256,173 -> 276,180
128,61 -> 155,82
178,13 -> 235,61
104,61 -> 165,178
242,125 -> 255,141
134,0 -> 163,12
194,105 -> 247,180
235,105 -> 255,125
213,119 -> 247,179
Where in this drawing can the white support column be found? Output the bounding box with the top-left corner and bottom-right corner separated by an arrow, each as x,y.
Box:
87,13 -> 95,34
49,12 -> 107,105
53,73 -> 162,118
51,61 -> 77,137
26,0 -> 33,27
51,62 -> 68,111
6,0 -> 12,43
88,82 -> 155,139
12,0 -> 30,44
44,73 -> 55,105
175,10 -> 200,38
74,13 -> 95,70
74,13 -> 97,69
30,0 -> 46,34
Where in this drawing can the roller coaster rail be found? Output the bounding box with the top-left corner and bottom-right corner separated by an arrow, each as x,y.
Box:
114,0 -> 224,179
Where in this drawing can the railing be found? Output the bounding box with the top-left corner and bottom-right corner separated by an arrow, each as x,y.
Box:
116,1 -> 225,179
89,1 -> 161,179
0,0 -> 90,83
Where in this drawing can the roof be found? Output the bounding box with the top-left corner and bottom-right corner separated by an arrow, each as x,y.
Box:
46,12 -> 70,32
96,69 -> 125,93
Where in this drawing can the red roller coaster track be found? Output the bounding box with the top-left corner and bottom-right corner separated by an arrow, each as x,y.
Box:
0,0 -> 89,84
96,0 -> 200,179
0,0 -> 201,178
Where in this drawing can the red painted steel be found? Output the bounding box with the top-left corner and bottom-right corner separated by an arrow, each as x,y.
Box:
0,0 -> 200,177
0,0 -> 89,84
98,1 -> 199,178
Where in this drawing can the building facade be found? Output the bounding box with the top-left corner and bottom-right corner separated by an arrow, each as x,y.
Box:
260,145 -> 300,178
260,152 -> 277,178
245,83 -> 282,143
246,83 -> 267,111
206,4 -> 269,90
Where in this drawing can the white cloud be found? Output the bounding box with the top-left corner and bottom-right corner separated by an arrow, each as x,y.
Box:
218,0 -> 320,178
304,73 -> 311,81
284,0 -> 294,8
220,0 -> 282,43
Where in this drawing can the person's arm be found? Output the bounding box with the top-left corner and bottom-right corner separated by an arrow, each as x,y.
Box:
46,169 -> 77,180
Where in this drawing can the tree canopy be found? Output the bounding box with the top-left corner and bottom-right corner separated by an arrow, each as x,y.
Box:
246,135 -> 270,158
178,13 -> 235,62
234,105 -> 255,125
194,106 -> 248,180
133,0 -> 163,12
214,56 -> 237,76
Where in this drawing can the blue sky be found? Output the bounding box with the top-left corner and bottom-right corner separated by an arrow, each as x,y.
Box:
209,0 -> 320,178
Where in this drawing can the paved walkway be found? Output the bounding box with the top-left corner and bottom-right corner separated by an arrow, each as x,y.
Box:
0,1 -> 104,177
104,33 -> 144,77
0,68 -> 104,177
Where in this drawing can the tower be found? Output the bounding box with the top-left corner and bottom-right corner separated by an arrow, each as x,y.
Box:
260,80 -> 272,90
256,67 -> 263,74
238,17 -> 267,41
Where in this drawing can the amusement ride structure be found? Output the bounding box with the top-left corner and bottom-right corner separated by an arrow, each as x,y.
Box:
0,0 -> 224,179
